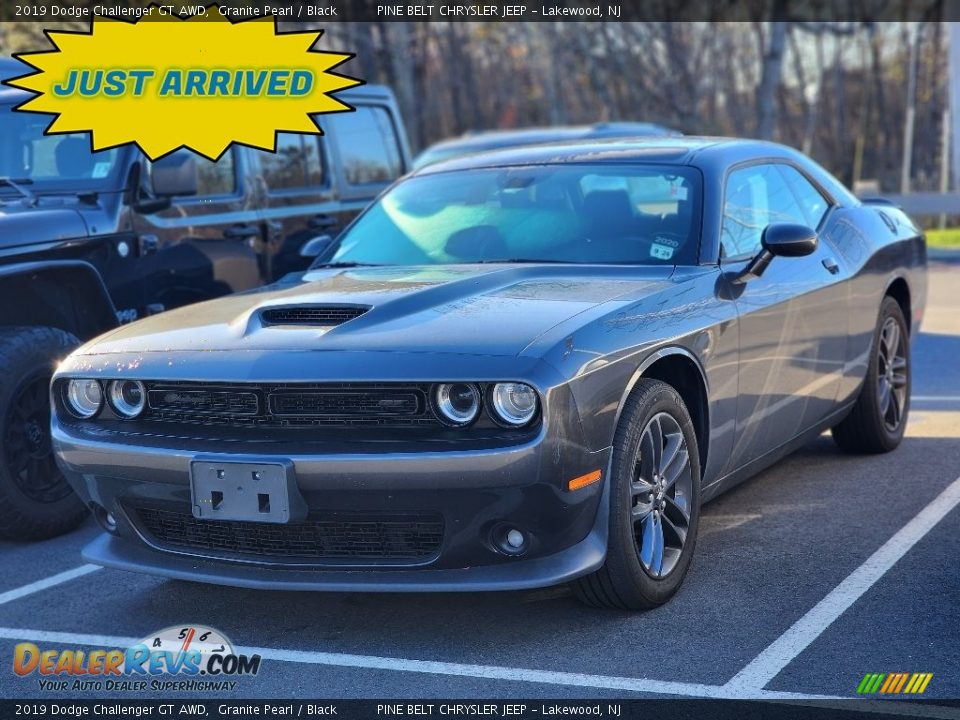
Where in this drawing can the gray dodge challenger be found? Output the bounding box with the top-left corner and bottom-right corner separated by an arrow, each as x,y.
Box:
52,137 -> 926,609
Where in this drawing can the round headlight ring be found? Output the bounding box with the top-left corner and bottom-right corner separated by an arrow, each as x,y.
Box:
490,382 -> 539,427
433,383 -> 481,427
108,380 -> 147,419
65,379 -> 103,419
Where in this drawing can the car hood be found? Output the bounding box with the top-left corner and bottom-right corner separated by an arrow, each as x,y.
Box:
0,202 -> 90,249
78,264 -> 676,358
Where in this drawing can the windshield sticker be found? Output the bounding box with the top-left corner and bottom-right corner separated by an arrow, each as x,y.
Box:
91,161 -> 112,178
670,184 -> 689,201
650,243 -> 675,260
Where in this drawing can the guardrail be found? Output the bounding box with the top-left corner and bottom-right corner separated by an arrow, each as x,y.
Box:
881,193 -> 960,216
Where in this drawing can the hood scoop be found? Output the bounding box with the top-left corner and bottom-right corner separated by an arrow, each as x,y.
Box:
260,305 -> 370,327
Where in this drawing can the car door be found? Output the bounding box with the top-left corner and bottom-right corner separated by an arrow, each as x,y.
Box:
722,161 -> 850,471
129,149 -> 262,314
248,133 -> 352,281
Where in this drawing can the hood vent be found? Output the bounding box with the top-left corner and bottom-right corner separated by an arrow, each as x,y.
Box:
260,305 -> 370,327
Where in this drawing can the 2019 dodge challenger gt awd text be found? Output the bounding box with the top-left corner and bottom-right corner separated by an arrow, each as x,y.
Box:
51,138 -> 926,610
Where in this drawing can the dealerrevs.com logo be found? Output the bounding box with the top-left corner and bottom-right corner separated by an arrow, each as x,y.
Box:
13,625 -> 261,692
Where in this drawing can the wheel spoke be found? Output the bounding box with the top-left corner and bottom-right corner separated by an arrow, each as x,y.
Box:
886,385 -> 902,428
648,416 -> 664,472
891,357 -> 908,388
663,493 -> 691,523
663,448 -> 690,489
630,473 -> 655,497
660,510 -> 687,547
883,322 -> 901,361
878,378 -> 891,414
650,515 -> 665,576
639,513 -> 656,568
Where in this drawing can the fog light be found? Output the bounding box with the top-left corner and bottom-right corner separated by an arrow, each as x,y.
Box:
493,525 -> 528,556
91,504 -> 119,535
506,529 -> 525,549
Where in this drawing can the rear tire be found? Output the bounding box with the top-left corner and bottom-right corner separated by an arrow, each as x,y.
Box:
832,297 -> 910,454
0,326 -> 88,541
573,379 -> 701,610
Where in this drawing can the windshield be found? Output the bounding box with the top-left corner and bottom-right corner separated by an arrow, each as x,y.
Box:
0,105 -> 124,192
322,164 -> 702,267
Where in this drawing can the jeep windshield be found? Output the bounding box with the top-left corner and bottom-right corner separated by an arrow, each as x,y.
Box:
319,164 -> 702,267
0,104 -> 124,194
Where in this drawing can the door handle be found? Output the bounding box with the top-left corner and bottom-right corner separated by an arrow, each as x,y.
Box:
308,214 -> 338,231
822,257 -> 840,275
223,224 -> 259,241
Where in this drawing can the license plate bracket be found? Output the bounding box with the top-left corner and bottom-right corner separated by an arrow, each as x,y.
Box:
190,458 -> 306,524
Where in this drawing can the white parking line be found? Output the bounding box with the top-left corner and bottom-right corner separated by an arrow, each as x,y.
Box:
725,474 -> 960,693
911,396 -> 960,403
0,565 -> 101,606
0,625 -> 834,701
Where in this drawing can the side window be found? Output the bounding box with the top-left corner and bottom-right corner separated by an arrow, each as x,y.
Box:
258,133 -> 324,191
194,152 -> 236,196
778,165 -> 830,228
721,164 -> 807,259
325,106 -> 403,185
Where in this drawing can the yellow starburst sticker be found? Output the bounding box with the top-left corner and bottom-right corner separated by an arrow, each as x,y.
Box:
5,5 -> 362,160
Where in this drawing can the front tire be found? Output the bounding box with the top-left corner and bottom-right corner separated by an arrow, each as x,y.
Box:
832,297 -> 910,454
573,379 -> 701,610
0,326 -> 88,541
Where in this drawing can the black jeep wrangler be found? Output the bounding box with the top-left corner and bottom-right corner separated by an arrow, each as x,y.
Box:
0,57 -> 410,539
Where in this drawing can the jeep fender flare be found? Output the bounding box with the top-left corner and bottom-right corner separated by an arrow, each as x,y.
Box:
0,261 -> 118,341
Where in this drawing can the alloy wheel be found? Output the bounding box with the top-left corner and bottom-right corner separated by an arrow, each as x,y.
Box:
877,317 -> 908,433
629,412 -> 693,578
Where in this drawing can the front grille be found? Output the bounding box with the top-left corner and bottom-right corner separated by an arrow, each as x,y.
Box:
143,382 -> 438,428
261,305 -> 369,327
270,391 -> 420,417
148,388 -> 259,417
132,505 -> 444,564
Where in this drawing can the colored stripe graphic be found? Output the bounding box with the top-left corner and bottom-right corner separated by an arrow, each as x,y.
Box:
857,672 -> 932,694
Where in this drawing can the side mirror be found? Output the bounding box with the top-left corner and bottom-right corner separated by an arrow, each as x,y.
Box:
149,151 -> 198,198
299,234 -> 333,258
733,223 -> 817,284
762,223 -> 818,257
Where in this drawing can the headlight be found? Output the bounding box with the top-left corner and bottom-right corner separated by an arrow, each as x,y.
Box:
108,380 -> 146,419
433,383 -> 481,427
490,383 -> 539,427
65,379 -> 103,419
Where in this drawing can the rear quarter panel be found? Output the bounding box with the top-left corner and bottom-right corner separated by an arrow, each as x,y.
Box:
826,203 -> 926,405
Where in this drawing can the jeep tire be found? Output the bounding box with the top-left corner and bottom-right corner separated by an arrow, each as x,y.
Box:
0,326 -> 88,540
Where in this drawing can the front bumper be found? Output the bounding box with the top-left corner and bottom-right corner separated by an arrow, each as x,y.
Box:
54,417 -> 611,592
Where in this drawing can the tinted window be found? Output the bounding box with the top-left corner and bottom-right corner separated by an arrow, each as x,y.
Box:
721,164 -> 808,259
0,106 -> 122,190
778,165 -> 829,228
326,106 -> 402,185
322,164 -> 702,267
258,133 -> 324,191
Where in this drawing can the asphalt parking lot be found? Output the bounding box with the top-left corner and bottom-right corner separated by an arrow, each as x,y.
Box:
2,263 -> 959,707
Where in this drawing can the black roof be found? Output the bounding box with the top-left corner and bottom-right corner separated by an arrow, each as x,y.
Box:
414,136 -> 759,173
